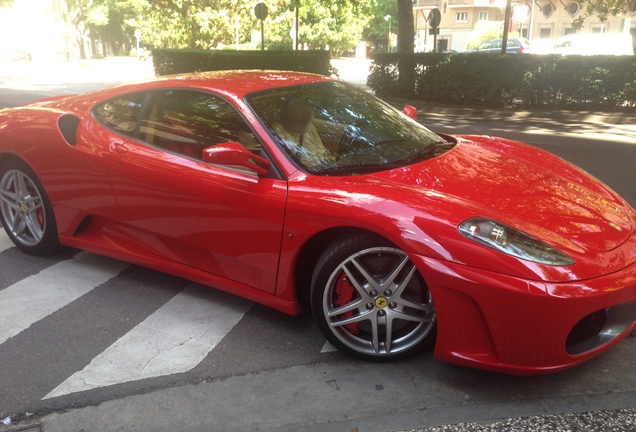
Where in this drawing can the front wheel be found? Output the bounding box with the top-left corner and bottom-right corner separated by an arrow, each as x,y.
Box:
311,234 -> 436,361
0,159 -> 62,255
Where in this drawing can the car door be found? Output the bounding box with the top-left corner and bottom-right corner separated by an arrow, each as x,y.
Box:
507,39 -> 521,53
106,89 -> 287,294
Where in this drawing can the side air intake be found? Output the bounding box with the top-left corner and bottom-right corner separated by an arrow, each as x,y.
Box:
58,114 -> 81,147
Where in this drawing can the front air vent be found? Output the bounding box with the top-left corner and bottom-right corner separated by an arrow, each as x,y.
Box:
566,309 -> 607,350
58,114 -> 81,146
566,301 -> 636,355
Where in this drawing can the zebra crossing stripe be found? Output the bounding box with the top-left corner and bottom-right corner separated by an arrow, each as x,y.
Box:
321,341 -> 338,353
0,230 -> 13,253
44,284 -> 253,399
0,251 -> 129,345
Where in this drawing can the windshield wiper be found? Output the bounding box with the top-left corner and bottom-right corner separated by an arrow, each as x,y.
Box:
400,140 -> 452,165
316,162 -> 402,176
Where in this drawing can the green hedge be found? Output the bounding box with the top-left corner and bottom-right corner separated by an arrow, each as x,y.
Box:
368,53 -> 636,112
152,48 -> 333,77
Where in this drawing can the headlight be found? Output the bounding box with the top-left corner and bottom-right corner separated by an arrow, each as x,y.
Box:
458,217 -> 575,266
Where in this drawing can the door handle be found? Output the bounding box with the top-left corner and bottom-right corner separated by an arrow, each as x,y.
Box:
110,142 -> 128,153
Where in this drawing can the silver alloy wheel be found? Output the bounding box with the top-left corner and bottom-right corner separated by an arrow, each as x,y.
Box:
0,169 -> 47,246
323,247 -> 436,356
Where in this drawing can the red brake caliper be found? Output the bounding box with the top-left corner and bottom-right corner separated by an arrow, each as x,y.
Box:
36,202 -> 44,228
334,272 -> 359,334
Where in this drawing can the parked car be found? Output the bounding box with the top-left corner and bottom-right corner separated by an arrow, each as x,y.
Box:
1,71 -> 635,373
552,33 -> 634,56
465,38 -> 532,54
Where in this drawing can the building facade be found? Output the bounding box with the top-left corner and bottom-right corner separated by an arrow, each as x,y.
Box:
413,0 -> 636,52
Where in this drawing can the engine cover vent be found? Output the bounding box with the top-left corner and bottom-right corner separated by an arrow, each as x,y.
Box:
58,114 -> 81,147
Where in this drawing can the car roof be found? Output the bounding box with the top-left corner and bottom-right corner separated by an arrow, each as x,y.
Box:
103,70 -> 336,100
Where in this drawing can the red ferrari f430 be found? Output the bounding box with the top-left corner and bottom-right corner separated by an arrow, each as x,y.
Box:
1,71 -> 635,374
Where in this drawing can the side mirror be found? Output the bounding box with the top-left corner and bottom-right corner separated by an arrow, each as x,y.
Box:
403,105 -> 417,120
202,142 -> 270,176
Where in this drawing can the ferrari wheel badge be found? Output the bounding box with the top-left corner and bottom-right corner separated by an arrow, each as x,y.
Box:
375,297 -> 388,308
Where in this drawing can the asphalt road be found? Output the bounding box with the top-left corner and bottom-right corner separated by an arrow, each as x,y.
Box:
0,58 -> 635,431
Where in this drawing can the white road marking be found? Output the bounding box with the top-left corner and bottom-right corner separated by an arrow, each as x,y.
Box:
0,252 -> 129,345
321,341 -> 338,353
0,230 -> 13,253
44,284 -> 253,399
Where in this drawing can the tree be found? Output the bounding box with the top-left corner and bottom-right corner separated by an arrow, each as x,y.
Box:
57,0 -> 373,55
264,0 -> 371,54
396,0 -> 414,95
362,0 -> 397,51
396,0 -> 413,55
572,0 -> 636,29
125,1 -> 257,50
57,0 -> 93,59
0,0 -> 15,7
86,0 -> 146,55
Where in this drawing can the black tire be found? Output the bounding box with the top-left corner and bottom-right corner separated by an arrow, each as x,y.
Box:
311,233 -> 436,361
0,158 -> 63,255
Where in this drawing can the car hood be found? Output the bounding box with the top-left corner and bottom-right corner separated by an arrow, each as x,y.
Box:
370,136 -> 633,252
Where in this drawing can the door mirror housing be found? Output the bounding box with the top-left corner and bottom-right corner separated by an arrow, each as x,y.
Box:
403,105 -> 417,120
202,142 -> 270,176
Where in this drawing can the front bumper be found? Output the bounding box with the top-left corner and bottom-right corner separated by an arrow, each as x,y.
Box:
412,254 -> 636,375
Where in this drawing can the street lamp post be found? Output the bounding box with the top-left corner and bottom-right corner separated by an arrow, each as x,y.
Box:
385,14 -> 392,53
134,29 -> 141,60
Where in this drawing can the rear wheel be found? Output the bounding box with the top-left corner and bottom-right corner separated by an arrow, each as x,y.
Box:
0,159 -> 62,255
311,234 -> 436,361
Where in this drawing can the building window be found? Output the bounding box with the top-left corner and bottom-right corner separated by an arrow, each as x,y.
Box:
455,12 -> 468,23
564,27 -> 576,36
478,11 -> 489,21
539,27 -> 551,39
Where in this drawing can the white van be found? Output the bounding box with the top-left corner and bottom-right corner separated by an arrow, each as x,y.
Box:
552,33 -> 634,56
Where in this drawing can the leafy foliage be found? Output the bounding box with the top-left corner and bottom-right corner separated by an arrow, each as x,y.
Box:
368,53 -> 636,112
56,0 -> 372,56
572,0 -> 636,28
86,0 -> 146,55
362,0 -> 397,50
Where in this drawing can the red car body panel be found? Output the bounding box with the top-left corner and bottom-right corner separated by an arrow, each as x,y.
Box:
1,71 -> 635,374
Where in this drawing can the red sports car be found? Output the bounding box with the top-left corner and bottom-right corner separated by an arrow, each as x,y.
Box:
1,71 -> 635,374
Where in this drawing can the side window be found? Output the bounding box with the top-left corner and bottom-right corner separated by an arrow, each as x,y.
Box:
479,42 -> 491,50
508,40 -> 520,48
139,90 -> 261,161
93,93 -> 145,136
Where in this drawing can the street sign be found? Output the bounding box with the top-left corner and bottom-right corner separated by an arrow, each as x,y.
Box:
134,29 -> 141,39
254,3 -> 268,20
513,4 -> 529,22
428,8 -> 441,53
231,15 -> 244,30
254,3 -> 268,51
428,8 -> 441,29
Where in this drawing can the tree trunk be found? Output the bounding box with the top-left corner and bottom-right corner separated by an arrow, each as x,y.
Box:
397,0 -> 414,55
397,0 -> 415,96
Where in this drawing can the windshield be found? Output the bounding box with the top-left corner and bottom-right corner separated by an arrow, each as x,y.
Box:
245,81 -> 448,176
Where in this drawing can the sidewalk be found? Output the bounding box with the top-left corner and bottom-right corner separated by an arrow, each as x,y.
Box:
384,97 -> 636,126
331,57 -> 635,126
3,335 -> 635,432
